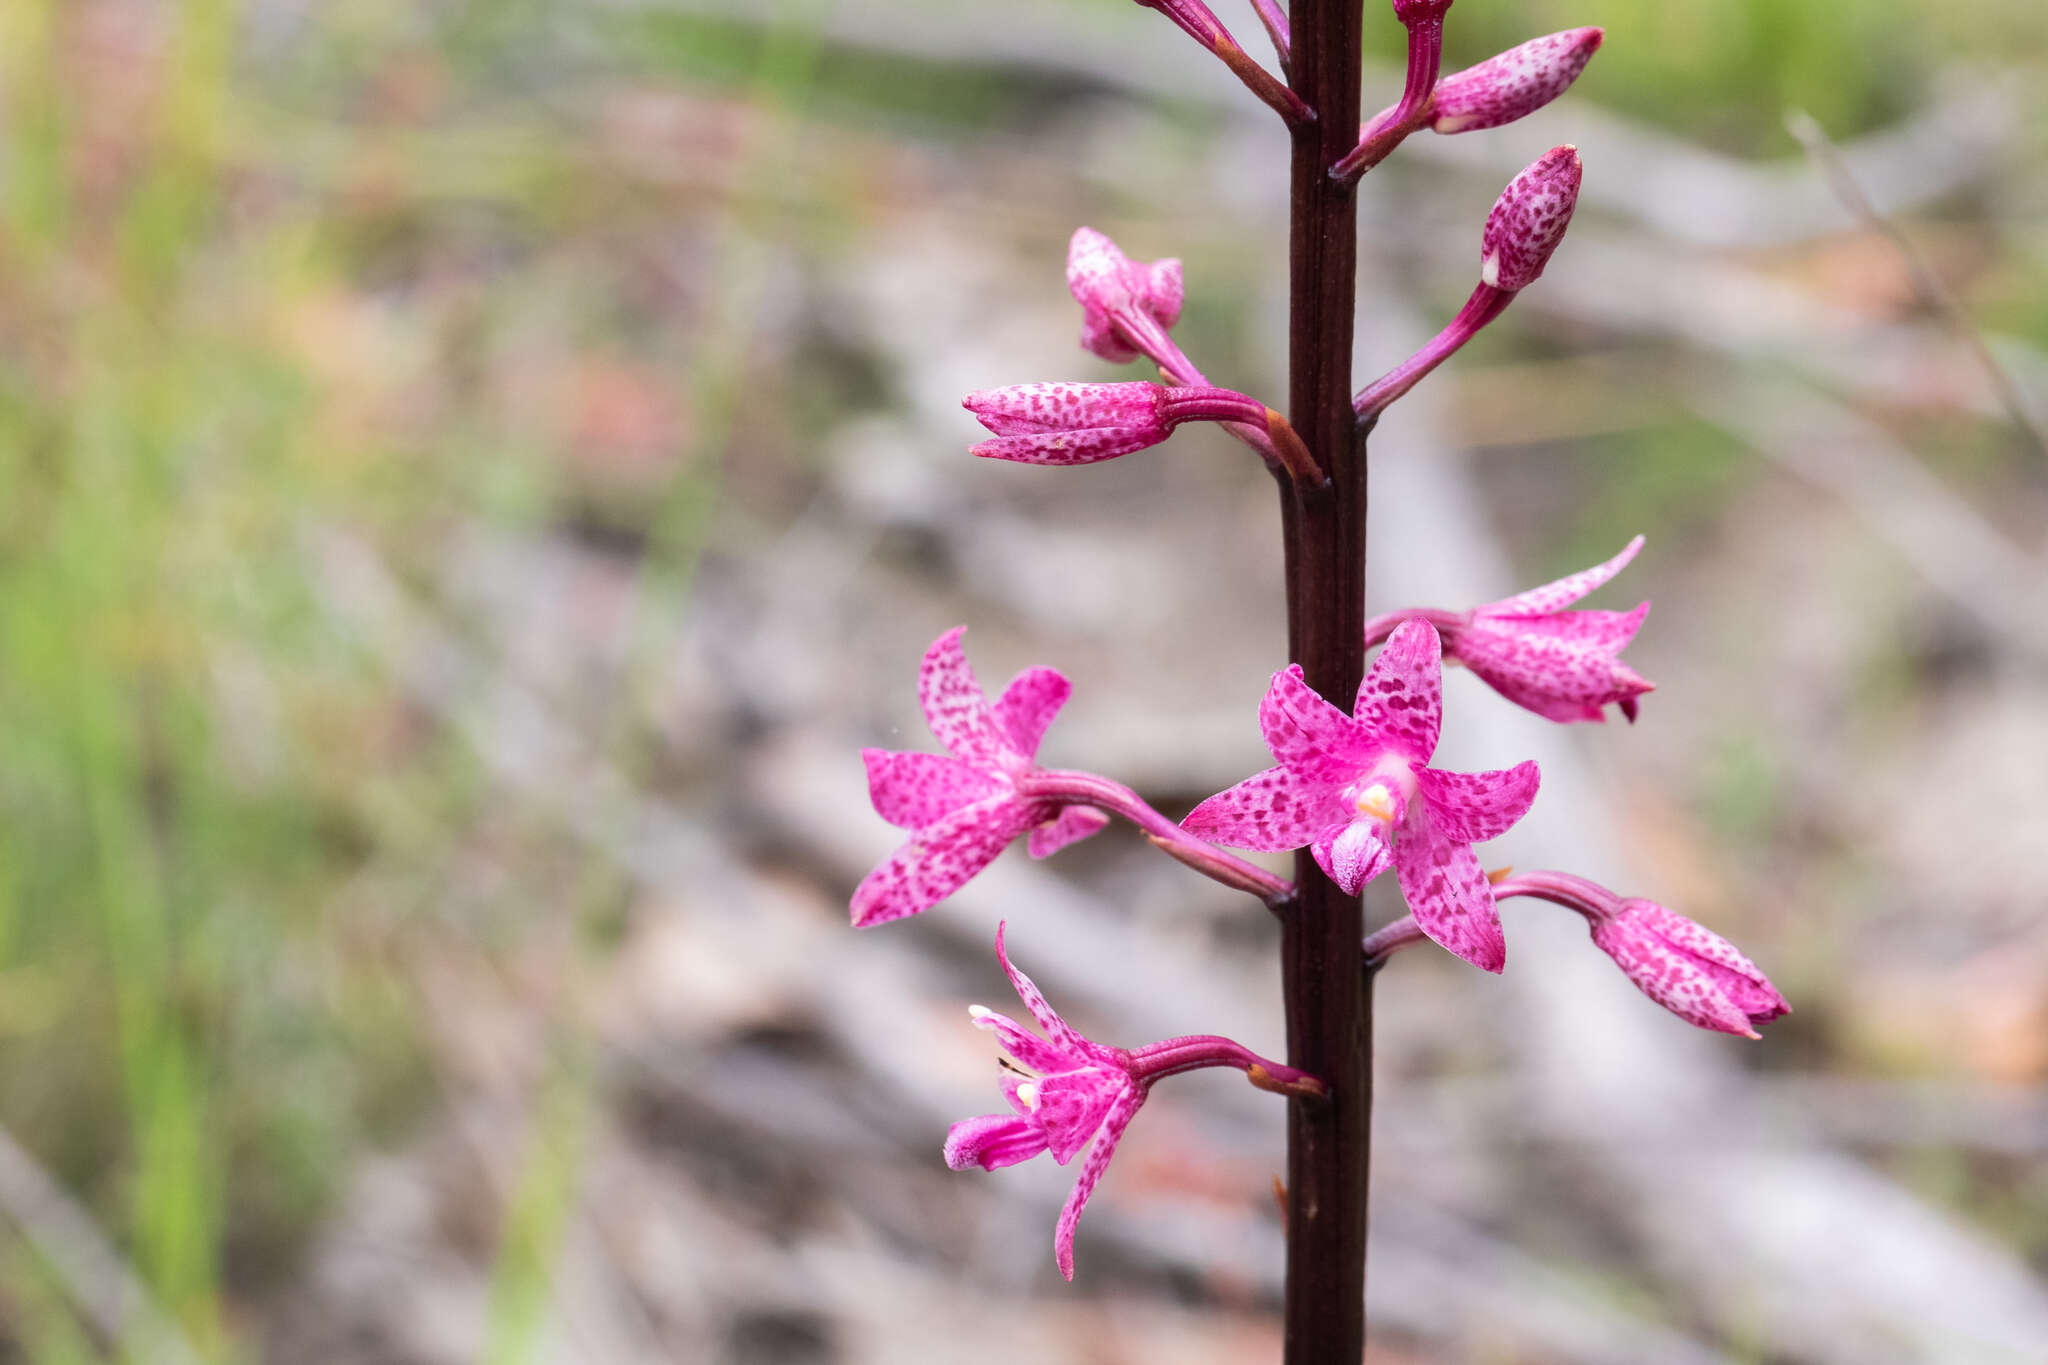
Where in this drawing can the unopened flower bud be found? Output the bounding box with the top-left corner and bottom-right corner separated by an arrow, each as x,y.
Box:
963,381 -> 1267,467
1481,144 -> 1582,292
1066,227 -> 1186,367
1592,901 -> 1790,1039
1489,871 -> 1790,1038
1432,28 -> 1603,134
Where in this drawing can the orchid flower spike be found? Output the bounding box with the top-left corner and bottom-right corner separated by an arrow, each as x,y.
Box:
1491,871 -> 1790,1037
1182,620 -> 1539,971
1429,28 -> 1604,134
853,630 -> 1109,927
946,923 -> 1321,1279
1354,146 -> 1582,420
1367,535 -> 1654,722
1066,227 -> 1198,378
963,381 -> 1294,469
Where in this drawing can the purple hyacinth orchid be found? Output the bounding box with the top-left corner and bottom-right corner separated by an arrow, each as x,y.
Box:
1367,535 -> 1654,723
946,923 -> 1322,1280
962,380 -> 1285,467
1354,145 -> 1582,419
1182,620 -> 1539,971
1492,872 -> 1790,1037
853,629 -> 1109,927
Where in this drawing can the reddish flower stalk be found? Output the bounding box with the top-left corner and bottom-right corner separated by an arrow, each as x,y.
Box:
1276,3 -> 1371,1358
1248,0 -> 1292,68
1020,768 -> 1295,905
1131,0 -> 1313,125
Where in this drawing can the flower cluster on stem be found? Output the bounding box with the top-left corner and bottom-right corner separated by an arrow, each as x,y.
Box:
842,0 -> 1782,1327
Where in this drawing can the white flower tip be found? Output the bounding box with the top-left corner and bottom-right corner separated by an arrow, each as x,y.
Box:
1015,1081 -> 1039,1110
967,1004 -> 994,1022
1480,252 -> 1503,289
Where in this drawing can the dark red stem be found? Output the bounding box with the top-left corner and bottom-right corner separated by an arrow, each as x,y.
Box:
1280,3 -> 1370,1360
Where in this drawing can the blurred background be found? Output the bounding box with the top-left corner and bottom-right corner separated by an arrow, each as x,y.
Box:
1,0 -> 2045,1361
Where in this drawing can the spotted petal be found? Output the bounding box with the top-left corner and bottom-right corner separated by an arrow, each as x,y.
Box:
1182,765 -> 1338,852
944,1113 -> 1050,1172
1415,761 -> 1539,845
1032,1070 -> 1129,1165
995,921 -> 1088,1053
1311,818 -> 1391,896
1355,619 -> 1443,763
1054,1085 -> 1143,1281
971,425 -> 1167,466
1391,799 -> 1506,972
850,796 -> 1036,927
918,628 -> 1018,767
1028,804 -> 1109,859
1261,664 -> 1374,782
993,667 -> 1072,759
1593,916 -> 1765,1037
969,1005 -> 1081,1077
1487,535 -> 1643,616
862,749 -> 1004,830
1630,902 -> 1790,1023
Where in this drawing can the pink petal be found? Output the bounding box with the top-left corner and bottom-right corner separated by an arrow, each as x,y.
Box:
1456,621 -> 1654,723
1078,310 -> 1140,365
962,381 -> 1166,437
1028,805 -> 1109,859
1032,1070 -> 1129,1165
970,1006 -> 1082,1077
1054,1085 -> 1143,1281
1261,664 -> 1375,782
1143,257 -> 1184,327
1632,902 -> 1790,1022
971,425 -> 1166,466
1486,535 -> 1644,616
995,921 -> 1085,1051
1391,800 -> 1506,973
917,628 -> 1018,767
1182,765 -> 1339,852
1415,761 -> 1540,844
850,796 -> 1036,928
1591,917 -> 1764,1037
861,749 -> 1004,830
1355,619 -> 1443,764
1312,819 -> 1391,896
945,1113 -> 1050,1172
993,666 -> 1072,759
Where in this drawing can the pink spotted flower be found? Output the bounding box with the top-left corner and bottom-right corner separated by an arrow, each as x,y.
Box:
963,381 -> 1280,467
1491,871 -> 1790,1037
946,923 -> 1321,1279
1367,536 -> 1654,723
1065,227 -> 1195,377
1183,620 -> 1539,971
853,630 -> 1109,927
